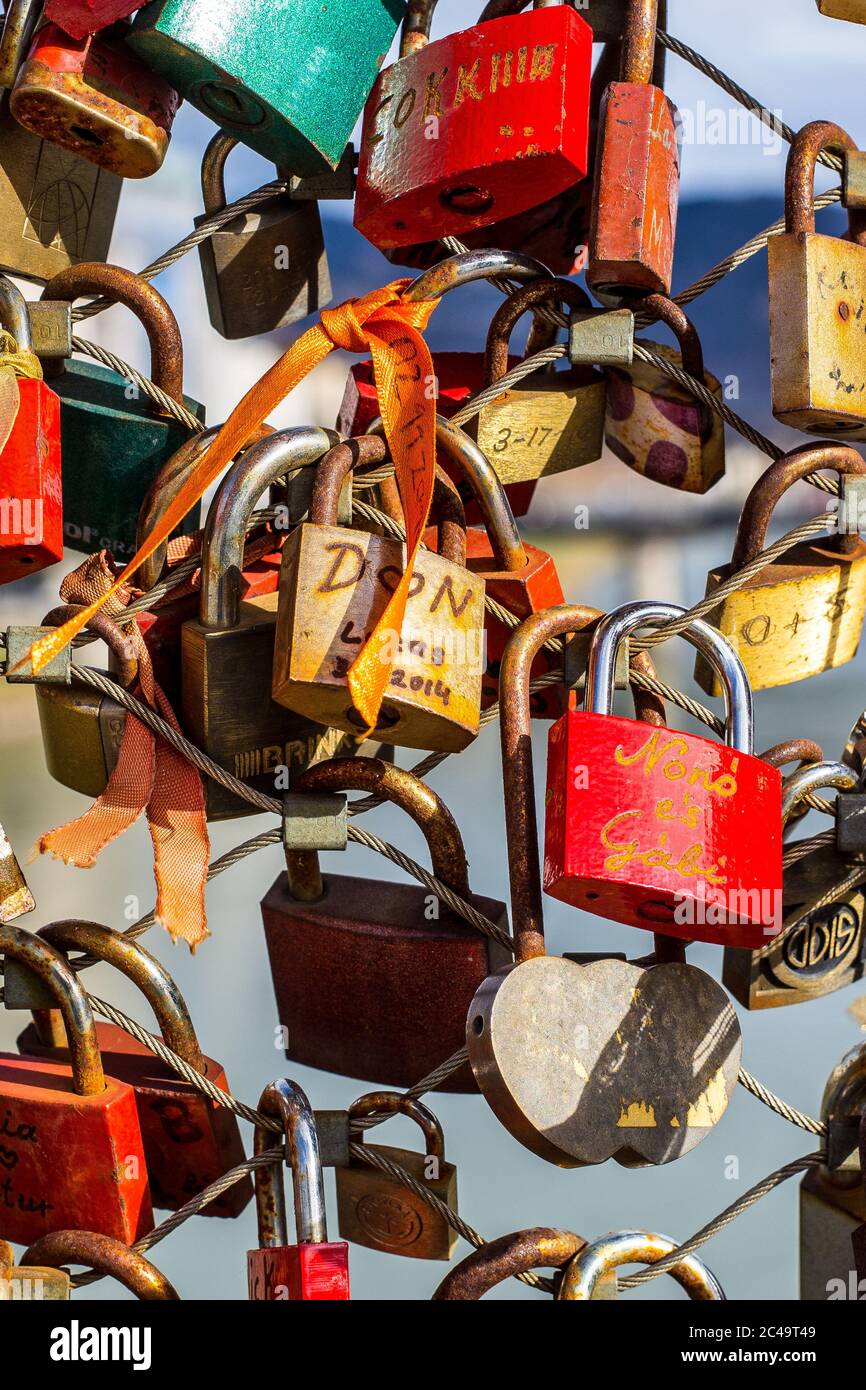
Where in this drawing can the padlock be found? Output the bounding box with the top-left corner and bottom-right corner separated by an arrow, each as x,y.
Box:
588,0 -> 680,298
34,604 -> 138,799
800,1043 -> 866,1300
546,599 -> 783,947
248,1078 -> 349,1301
0,275 -> 63,586
475,277 -> 610,484
696,445 -> 866,695
466,604 -> 742,1167
44,2 -> 142,41
0,0 -> 40,90
335,1092 -> 458,1261
261,757 -> 511,1091
271,435 -> 486,753
817,0 -> 866,17
0,818 -> 35,923
852,1112 -> 866,1282
0,921 -> 152,1244
0,1236 -> 71,1300
180,427 -> 386,820
22,1231 -> 178,1299
129,0 -> 402,174
40,262 -> 205,560
761,737 -> 825,837
354,1 -> 593,251
558,1229 -> 725,1300
724,761 -> 866,1009
769,122 -> 866,437
604,294 -> 725,494
836,767 -> 866,856
194,132 -> 331,340
433,1228 -> 615,1300
10,22 -> 181,179
13,920 -> 252,1218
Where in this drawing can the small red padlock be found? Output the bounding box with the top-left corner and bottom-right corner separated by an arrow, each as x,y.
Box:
248,1079 -> 349,1302
16,921 -> 251,1219
0,276 -> 62,587
544,601 -> 783,948
44,1 -> 141,41
0,923 -> 153,1245
588,0 -> 681,297
354,1 -> 593,250
11,22 -> 181,178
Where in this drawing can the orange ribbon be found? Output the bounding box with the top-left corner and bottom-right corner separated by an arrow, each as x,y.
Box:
21,281 -> 441,734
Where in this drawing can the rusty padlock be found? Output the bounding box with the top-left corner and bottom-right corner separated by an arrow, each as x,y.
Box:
433,1228 -> 615,1300
23,1230 -> 178,1299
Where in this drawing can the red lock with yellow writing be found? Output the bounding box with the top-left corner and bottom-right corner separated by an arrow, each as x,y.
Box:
354,2 -> 593,250
544,601 -> 783,948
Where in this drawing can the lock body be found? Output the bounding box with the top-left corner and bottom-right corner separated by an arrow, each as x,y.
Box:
816,1 -> 866,22
0,1053 -> 152,1244
261,871 -> 510,1091
474,365 -> 606,484
696,539 -> 866,694
271,523 -> 486,753
35,672 -> 127,799
355,8 -> 593,250
11,24 -> 181,179
769,231 -> 866,437
0,377 -> 62,585
0,104 -> 121,284
800,1169 -> 865,1300
129,0 -> 403,173
336,1146 -> 458,1260
44,1 -> 142,40
604,345 -> 725,494
544,709 -> 783,948
589,81 -> 680,297
247,1242 -> 350,1301
0,823 -> 35,924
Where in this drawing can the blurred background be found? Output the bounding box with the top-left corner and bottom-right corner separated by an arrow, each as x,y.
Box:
2,0 -> 866,1300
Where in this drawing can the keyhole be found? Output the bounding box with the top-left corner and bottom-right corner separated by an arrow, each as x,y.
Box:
70,125 -> 104,146
472,1016 -> 484,1036
440,185 -> 494,216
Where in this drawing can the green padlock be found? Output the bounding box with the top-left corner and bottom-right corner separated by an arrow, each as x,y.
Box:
128,0 -> 404,173
40,262 -> 205,560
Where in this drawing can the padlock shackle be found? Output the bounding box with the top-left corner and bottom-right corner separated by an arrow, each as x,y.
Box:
781,762 -> 858,826
349,1089 -> 446,1159
0,0 -> 40,90
21,1230 -> 179,1300
252,1078 -> 327,1248
0,274 -> 32,350
500,605 -> 665,962
586,602 -> 754,753
760,738 -> 824,772
40,263 -> 185,405
0,922 -> 105,1096
620,0 -> 660,84
820,1041 -> 866,1176
200,130 -> 237,215
201,426 -> 339,629
295,757 -> 472,899
485,277 -> 590,386
785,121 -> 861,238
401,0 -> 438,57
403,249 -> 552,303
433,1227 -> 585,1300
631,294 -> 706,380
309,432 -> 468,564
559,1229 -> 725,1301
730,443 -> 866,569
42,604 -> 138,689
39,921 -> 206,1073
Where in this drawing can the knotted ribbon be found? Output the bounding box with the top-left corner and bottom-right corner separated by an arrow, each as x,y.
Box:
21,281 -> 441,734
0,330 -> 43,455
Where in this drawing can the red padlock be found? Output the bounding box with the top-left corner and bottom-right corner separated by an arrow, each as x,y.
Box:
544,601 -> 783,948
11,22 -> 181,178
0,923 -> 153,1245
248,1079 -> 349,1301
0,276 -> 62,587
16,921 -> 252,1219
44,1 -> 141,41
588,0 -> 680,297
354,1 -> 593,250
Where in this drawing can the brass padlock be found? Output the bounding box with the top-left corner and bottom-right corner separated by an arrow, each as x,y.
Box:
769,121 -> 866,437
0,820 -> 35,923
0,1238 -> 70,1301
180,426 -> 377,819
605,294 -> 725,494
801,1043 -> 866,1300
195,132 -> 331,340
336,1092 -> 457,1261
816,1 -> 866,24
475,277 -> 607,484
35,605 -> 138,799
272,436 -> 486,753
696,444 -> 866,695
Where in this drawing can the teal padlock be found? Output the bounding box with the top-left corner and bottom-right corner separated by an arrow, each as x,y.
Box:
40,263 -> 205,561
128,0 -> 404,173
